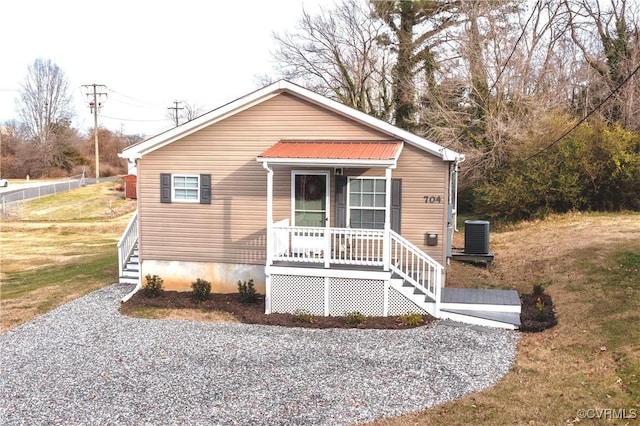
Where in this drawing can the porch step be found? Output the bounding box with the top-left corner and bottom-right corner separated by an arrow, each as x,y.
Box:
439,309 -> 521,330
119,275 -> 139,285
390,279 -> 436,316
123,262 -> 140,272
392,279 -> 522,329
440,288 -> 521,313
402,281 -> 428,298
119,242 -> 140,285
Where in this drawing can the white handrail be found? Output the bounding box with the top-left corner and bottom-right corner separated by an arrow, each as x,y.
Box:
117,211 -> 138,278
270,225 -> 385,266
389,230 -> 442,310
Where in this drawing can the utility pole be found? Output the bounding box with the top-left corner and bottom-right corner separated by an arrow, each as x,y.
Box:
83,84 -> 107,183
168,101 -> 184,127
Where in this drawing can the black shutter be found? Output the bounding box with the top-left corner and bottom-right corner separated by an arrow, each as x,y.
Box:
335,175 -> 347,227
391,178 -> 401,233
200,174 -> 211,204
160,173 -> 171,203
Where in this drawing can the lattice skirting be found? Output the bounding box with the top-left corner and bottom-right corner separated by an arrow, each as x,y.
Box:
387,286 -> 428,316
270,274 -> 425,317
270,275 -> 325,315
328,278 -> 385,316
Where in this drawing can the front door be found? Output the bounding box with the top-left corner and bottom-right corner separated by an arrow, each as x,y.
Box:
292,171 -> 329,257
293,172 -> 329,226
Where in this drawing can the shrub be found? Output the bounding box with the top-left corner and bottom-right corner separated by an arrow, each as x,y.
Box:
293,309 -> 315,323
399,312 -> 424,327
143,274 -> 163,298
535,310 -> 547,322
191,278 -> 211,303
471,119 -> 640,222
345,311 -> 366,326
535,297 -> 547,321
532,281 -> 546,296
238,279 -> 258,304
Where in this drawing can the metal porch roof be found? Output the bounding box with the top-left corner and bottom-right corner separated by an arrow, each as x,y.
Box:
257,140 -> 403,167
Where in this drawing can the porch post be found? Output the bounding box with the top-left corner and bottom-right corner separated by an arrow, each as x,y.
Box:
263,162 -> 274,266
383,167 -> 392,271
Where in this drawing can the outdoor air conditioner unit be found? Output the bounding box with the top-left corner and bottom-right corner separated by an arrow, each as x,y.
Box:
464,220 -> 490,254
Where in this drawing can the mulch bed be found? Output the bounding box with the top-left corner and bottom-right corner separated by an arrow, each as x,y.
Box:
124,291 -> 435,329
519,292 -> 557,332
124,290 -> 557,331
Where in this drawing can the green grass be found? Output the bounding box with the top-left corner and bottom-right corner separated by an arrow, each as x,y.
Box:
12,181 -> 135,221
583,248 -> 640,398
0,181 -> 133,331
1,251 -> 117,301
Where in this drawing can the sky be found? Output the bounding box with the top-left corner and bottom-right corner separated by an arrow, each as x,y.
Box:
0,0 -> 325,137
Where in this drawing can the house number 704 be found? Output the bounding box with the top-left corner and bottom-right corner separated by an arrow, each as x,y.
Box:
423,195 -> 442,203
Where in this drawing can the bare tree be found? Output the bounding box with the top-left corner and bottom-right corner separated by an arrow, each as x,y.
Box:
17,58 -> 74,144
373,0 -> 461,130
166,101 -> 205,126
418,0 -> 581,183
181,102 -> 204,122
564,0 -> 640,130
272,0 -> 394,120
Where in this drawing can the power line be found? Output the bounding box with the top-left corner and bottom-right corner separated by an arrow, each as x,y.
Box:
100,114 -> 168,123
108,88 -> 163,108
523,61 -> 640,162
487,0 -> 541,97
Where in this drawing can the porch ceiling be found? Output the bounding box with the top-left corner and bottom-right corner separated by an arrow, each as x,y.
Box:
257,140 -> 403,168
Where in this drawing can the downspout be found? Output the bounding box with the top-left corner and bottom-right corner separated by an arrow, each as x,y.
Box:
453,156 -> 465,232
262,161 -> 273,314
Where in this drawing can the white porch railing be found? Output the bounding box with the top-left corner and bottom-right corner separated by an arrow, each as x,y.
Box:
389,230 -> 441,309
271,225 -> 385,266
268,224 -> 442,311
117,211 -> 138,278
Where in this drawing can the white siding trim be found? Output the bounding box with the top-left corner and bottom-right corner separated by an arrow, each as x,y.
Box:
265,265 -> 391,281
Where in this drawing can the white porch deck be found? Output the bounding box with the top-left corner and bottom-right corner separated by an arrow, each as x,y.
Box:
265,222 -> 521,329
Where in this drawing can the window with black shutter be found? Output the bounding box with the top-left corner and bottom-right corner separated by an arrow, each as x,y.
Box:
159,173 -> 211,204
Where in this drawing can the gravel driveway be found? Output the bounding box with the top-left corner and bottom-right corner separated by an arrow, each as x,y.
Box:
0,284 -> 519,425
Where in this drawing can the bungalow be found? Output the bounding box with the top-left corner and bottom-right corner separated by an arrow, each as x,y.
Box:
118,80 -> 520,329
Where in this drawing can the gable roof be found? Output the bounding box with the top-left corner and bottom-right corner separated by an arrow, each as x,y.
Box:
119,80 -> 464,162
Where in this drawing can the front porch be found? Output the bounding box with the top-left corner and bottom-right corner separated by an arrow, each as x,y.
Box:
117,212 -> 520,328
263,222 -> 521,329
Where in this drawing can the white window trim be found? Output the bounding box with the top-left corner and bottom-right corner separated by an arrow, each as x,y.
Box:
171,174 -> 200,203
347,176 -> 386,229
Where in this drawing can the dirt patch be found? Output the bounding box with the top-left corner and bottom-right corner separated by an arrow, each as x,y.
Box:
121,291 -> 436,329
519,292 -> 557,332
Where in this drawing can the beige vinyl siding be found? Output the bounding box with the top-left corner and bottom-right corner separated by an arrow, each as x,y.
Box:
393,144 -> 449,264
138,93 -> 390,264
339,144 -> 449,264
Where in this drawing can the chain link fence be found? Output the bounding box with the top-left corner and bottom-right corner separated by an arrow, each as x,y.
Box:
0,175 -> 129,220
